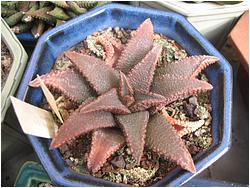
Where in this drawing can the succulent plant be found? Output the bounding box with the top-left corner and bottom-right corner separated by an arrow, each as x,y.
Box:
1,1 -> 108,38
29,19 -> 219,174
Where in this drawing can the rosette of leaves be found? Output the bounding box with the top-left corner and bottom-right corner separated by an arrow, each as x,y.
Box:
29,19 -> 219,174
1,1 -> 107,38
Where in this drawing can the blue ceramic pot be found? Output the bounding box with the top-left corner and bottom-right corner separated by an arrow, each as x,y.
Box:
16,3 -> 233,186
16,33 -> 37,43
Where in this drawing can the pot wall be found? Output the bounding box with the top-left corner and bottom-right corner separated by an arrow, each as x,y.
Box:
1,18 -> 28,122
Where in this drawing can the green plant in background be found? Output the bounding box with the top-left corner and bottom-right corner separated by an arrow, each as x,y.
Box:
1,1 -> 108,38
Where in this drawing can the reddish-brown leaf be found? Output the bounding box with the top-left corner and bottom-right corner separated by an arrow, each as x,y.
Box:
80,88 -> 130,114
162,109 -> 204,137
156,55 -> 219,79
116,111 -> 149,162
128,45 -> 162,92
29,69 -> 93,103
65,51 -> 120,95
152,76 -> 213,105
114,18 -> 154,74
87,128 -> 125,173
129,90 -> 166,112
119,72 -> 135,107
172,121 -> 204,137
119,72 -> 134,97
161,109 -> 204,128
146,113 -> 196,173
50,111 -> 115,149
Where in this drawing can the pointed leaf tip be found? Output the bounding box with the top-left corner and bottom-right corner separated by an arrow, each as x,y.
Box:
50,111 -> 115,149
152,77 -> 213,105
130,90 -> 166,112
146,113 -> 196,173
156,55 -> 219,79
162,109 -> 205,137
80,88 -> 130,114
116,111 -> 149,163
65,51 -> 120,95
87,128 -> 125,173
119,72 -> 135,107
128,45 -> 162,92
29,69 -> 93,103
119,71 -> 134,97
115,18 -> 154,74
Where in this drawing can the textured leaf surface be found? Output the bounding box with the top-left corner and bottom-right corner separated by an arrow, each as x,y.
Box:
87,128 -> 125,173
162,108 -> 204,137
116,111 -> 149,162
161,109 -> 204,128
115,18 -> 154,74
50,111 -> 115,149
65,51 -> 120,95
80,88 -> 130,114
128,45 -> 162,92
29,69 -> 93,103
152,76 -> 213,105
130,90 -> 166,112
102,34 -> 124,67
173,121 -> 204,137
119,72 -> 135,107
119,72 -> 134,97
146,113 -> 196,173
157,55 -> 219,79
26,7 -> 56,25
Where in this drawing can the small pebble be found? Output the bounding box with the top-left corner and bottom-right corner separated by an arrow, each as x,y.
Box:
111,156 -> 126,168
184,103 -> 196,118
123,174 -> 128,184
125,163 -> 134,170
188,145 -> 199,155
126,148 -> 131,155
74,158 -> 79,165
38,182 -> 53,187
189,96 -> 198,106
64,151 -> 72,158
60,144 -> 69,154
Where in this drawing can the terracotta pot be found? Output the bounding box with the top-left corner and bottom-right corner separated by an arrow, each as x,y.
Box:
228,11 -> 249,104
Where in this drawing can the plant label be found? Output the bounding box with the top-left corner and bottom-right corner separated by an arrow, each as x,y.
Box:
10,96 -> 58,138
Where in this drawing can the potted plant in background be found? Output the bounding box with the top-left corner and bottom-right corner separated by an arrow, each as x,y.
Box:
14,161 -> 52,187
1,18 -> 28,122
130,1 -> 248,48
1,1 -> 109,44
228,10 -> 249,105
15,3 -> 232,186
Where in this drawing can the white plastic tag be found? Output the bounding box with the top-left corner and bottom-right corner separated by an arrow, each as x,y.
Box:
10,96 -> 58,138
